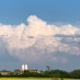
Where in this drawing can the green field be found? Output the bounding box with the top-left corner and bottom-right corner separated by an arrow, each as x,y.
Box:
0,78 -> 80,80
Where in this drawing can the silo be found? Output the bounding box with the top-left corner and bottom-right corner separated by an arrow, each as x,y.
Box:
25,64 -> 28,70
22,64 -> 24,71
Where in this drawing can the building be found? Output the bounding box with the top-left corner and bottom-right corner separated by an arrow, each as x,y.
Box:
0,72 -> 10,75
21,64 -> 40,73
22,64 -> 28,71
29,69 -> 34,72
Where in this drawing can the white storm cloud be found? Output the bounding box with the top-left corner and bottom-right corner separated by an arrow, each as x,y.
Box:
0,15 -> 80,63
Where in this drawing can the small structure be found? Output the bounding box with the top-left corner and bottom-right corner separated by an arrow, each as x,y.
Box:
29,69 -> 34,72
0,72 -> 10,75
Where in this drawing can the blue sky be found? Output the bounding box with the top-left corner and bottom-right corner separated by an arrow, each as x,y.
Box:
0,0 -> 80,25
0,0 -> 80,72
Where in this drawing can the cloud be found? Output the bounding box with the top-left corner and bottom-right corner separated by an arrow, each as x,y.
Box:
0,15 -> 80,64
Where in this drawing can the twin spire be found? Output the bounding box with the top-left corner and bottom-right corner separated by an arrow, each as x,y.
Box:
22,64 -> 28,71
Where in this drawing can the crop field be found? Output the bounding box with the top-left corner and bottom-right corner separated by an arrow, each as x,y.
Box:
0,78 -> 80,80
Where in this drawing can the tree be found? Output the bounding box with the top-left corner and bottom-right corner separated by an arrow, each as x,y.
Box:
40,70 -> 44,74
24,70 -> 30,73
14,69 -> 21,73
1,70 -> 9,72
46,66 -> 50,71
34,69 -> 38,72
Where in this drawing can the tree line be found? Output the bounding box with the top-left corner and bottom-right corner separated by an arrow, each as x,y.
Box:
0,69 -> 80,79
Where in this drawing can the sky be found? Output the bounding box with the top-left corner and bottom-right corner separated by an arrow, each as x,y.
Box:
0,0 -> 80,72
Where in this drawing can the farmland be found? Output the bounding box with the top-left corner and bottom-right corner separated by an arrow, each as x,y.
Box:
0,78 -> 80,80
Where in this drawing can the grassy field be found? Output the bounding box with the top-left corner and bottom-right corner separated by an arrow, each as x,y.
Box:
0,78 -> 80,80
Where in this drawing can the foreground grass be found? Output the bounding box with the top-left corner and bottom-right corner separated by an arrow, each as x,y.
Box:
0,78 -> 80,80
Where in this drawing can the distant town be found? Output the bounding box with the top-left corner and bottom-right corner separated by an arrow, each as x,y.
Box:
0,65 -> 80,79
0,64 -> 41,75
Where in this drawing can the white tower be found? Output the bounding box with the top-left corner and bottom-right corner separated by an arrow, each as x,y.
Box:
25,64 -> 28,70
22,64 -> 24,71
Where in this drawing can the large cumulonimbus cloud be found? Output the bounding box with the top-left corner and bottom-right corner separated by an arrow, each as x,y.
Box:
0,15 -> 80,64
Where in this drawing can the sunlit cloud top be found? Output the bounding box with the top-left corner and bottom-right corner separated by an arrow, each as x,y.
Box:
0,15 -> 80,64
